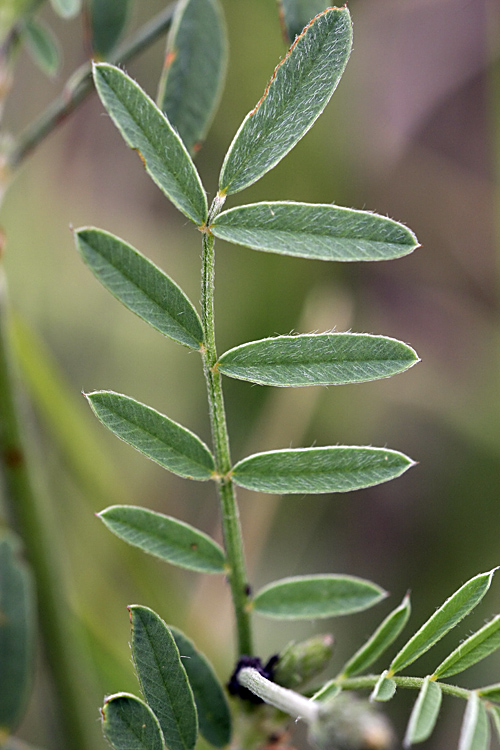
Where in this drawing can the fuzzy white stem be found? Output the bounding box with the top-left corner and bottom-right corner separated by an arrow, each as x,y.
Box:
238,668 -> 320,723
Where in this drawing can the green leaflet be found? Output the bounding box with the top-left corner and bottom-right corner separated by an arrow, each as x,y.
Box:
311,680 -> 341,702
88,0 -> 132,60
217,333 -> 419,387
0,532 -> 36,735
93,64 -> 208,225
129,606 -> 198,750
458,693 -> 489,750
432,614 -> 500,680
22,18 -> 60,77
88,0 -> 132,58
75,228 -> 204,350
98,505 -> 226,574
170,627 -> 232,748
86,391 -> 215,480
211,202 -> 418,262
157,0 -> 228,154
231,446 -> 415,494
489,705 -> 500,743
101,692 -> 165,750
403,678 -> 442,747
252,574 -> 386,619
219,8 -> 352,195
49,0 -> 81,19
369,671 -> 396,703
340,593 -> 411,679
390,569 -> 497,675
479,683 -> 500,702
279,0 -> 331,42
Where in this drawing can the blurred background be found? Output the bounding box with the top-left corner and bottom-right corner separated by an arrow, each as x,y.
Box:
2,0 -> 500,747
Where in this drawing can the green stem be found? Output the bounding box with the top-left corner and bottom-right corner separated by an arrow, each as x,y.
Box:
5,1 -> 177,169
0,270 -> 90,750
200,197 -> 253,657
338,674 -> 471,701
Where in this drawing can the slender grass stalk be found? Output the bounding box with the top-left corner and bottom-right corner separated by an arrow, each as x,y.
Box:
5,1 -> 177,169
0,270 -> 90,750
200,197 -> 253,657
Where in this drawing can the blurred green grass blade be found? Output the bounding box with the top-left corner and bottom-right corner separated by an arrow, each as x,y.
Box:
129,606 -> 198,750
252,574 -> 387,619
479,683 -> 500,702
75,228 -> 204,350
219,8 -> 352,195
93,63 -> 208,225
49,0 -> 81,19
101,692 -> 165,750
157,0 -> 228,154
432,614 -> 500,680
0,532 -> 36,735
403,677 -> 442,747
10,314 -> 127,507
369,671 -> 396,702
22,17 -> 60,77
279,1 -> 331,42
390,570 -> 497,675
86,391 -> 215,480
98,505 -> 226,574
458,693 -> 489,750
217,333 -> 419,387
340,593 -> 411,679
88,0 -> 132,58
489,705 -> 500,743
211,202 -> 418,261
232,446 -> 415,494
170,627 -> 232,748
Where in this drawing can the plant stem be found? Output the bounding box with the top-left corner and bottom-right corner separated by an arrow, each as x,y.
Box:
338,674 -> 471,701
200,198 -> 253,657
0,270 -> 90,750
5,1 -> 177,169
239,668 -> 319,721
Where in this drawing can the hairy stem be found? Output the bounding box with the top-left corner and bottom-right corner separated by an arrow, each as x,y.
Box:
200,198 -> 253,657
5,2 -> 177,169
0,270 -> 90,750
338,674 -> 471,701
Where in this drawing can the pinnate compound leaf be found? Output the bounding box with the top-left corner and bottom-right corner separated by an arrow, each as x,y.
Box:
86,391 -> 215,480
458,693 -> 489,750
101,692 -> 165,750
252,574 -> 387,620
170,627 -> 232,748
369,671 -> 396,703
211,202 -> 418,262
50,0 -> 81,19
340,593 -> 411,679
93,64 -> 208,225
75,228 -> 203,349
98,505 -> 226,574
217,333 -> 418,387
219,8 -> 352,195
0,533 -> 36,734
479,683 -> 500,702
129,606 -> 197,750
22,18 -> 60,77
231,446 -> 415,494
88,0 -> 132,58
390,570 -> 497,675
158,0 -> 228,155
279,0 -> 331,42
432,614 -> 500,680
403,677 -> 442,747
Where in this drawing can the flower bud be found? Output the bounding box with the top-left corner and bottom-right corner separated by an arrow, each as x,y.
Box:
309,694 -> 395,750
272,634 -> 334,690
